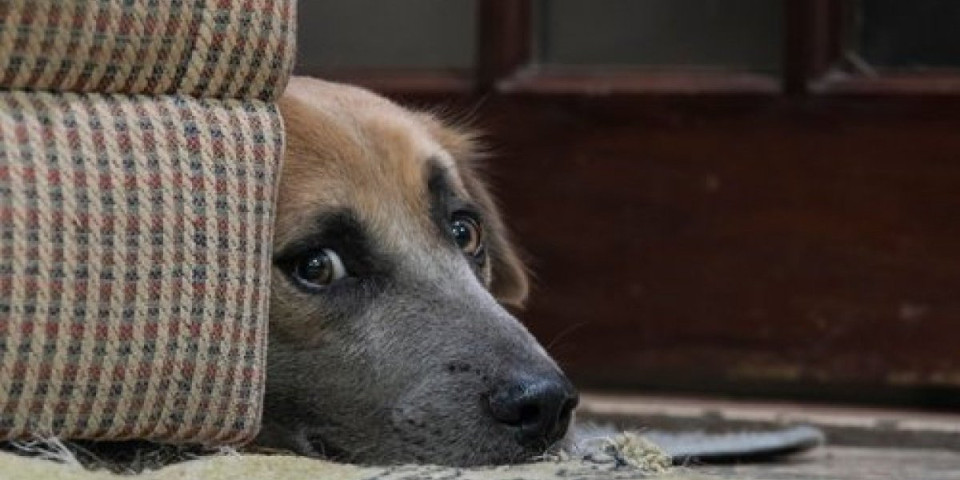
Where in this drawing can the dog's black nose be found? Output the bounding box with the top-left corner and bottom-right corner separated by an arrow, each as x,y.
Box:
488,375 -> 579,448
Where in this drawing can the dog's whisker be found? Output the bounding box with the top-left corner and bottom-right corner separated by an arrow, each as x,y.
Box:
545,321 -> 590,352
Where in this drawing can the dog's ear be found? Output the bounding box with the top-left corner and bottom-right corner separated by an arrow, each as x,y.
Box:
416,112 -> 530,307
460,163 -> 530,308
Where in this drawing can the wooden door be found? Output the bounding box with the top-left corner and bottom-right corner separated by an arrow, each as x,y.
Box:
296,0 -> 960,410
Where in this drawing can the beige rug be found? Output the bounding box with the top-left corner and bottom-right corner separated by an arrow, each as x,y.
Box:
0,434 -> 723,480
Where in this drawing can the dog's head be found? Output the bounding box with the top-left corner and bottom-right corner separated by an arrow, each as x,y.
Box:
256,77 -> 577,466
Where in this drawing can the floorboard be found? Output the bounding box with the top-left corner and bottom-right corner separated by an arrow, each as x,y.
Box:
579,393 -> 960,480
698,446 -> 960,480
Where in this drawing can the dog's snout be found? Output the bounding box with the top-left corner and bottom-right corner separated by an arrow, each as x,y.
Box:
488,375 -> 578,448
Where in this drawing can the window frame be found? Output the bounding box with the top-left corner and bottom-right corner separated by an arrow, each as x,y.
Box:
298,0 -> 960,97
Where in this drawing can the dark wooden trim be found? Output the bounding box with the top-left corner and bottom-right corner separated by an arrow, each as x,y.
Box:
794,1 -> 960,96
299,0 -> 960,98
497,67 -> 780,95
812,70 -> 960,95
783,0 -> 810,95
784,0 -> 846,95
296,67 -> 782,97
294,68 -> 475,94
476,0 -> 534,92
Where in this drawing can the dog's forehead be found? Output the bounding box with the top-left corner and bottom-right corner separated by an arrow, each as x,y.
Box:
275,78 -> 470,249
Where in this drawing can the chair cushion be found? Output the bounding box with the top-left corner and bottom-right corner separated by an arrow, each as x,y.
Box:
0,0 -> 296,101
0,91 -> 282,444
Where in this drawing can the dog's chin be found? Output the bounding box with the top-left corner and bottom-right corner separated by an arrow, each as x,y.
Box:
304,435 -> 352,462
299,431 -> 554,467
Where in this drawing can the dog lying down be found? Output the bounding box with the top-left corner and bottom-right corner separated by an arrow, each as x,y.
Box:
255,77 -> 825,468
256,76 -> 578,466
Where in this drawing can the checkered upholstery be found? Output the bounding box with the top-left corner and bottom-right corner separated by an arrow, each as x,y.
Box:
0,0 -> 294,445
0,0 -> 295,100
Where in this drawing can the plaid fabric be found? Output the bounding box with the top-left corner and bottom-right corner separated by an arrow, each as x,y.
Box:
0,0 -> 296,101
0,91 -> 282,445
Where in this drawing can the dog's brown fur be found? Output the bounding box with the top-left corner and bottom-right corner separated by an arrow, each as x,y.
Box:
257,77 -> 574,466
275,78 -> 526,305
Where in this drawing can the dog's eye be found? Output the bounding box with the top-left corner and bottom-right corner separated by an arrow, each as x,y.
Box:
451,214 -> 484,257
293,248 -> 347,289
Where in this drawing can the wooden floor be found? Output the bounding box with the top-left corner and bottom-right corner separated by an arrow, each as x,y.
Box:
699,446 -> 960,480
579,393 -> 960,480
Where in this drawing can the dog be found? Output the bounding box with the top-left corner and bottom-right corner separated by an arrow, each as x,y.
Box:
254,77 -> 578,466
